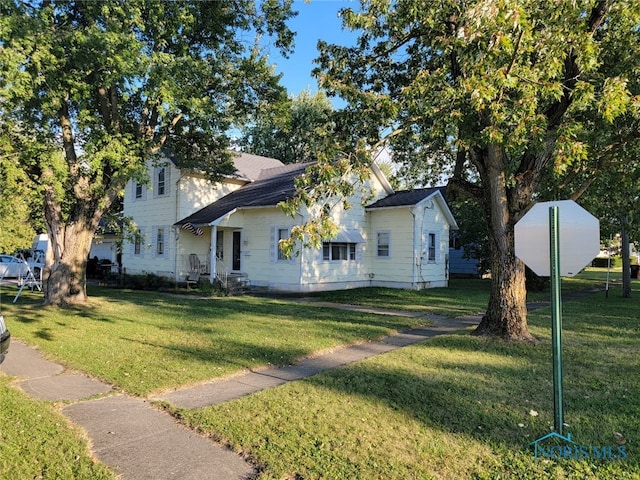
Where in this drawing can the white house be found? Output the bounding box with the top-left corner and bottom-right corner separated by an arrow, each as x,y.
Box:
121,153 -> 458,293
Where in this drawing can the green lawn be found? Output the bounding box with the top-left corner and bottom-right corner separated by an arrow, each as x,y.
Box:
0,376 -> 113,479
1,288 -> 423,396
180,278 -> 639,479
1,269 -> 637,479
308,267 -> 624,312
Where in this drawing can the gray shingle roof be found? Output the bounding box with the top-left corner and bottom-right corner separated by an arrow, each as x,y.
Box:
175,162 -> 311,226
366,187 -> 444,209
232,153 -> 285,181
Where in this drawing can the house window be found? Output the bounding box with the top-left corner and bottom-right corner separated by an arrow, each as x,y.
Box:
277,228 -> 289,261
377,231 -> 390,258
428,233 -> 436,262
135,183 -> 143,199
156,227 -> 165,256
322,242 -> 356,261
134,235 -> 142,256
156,167 -> 166,196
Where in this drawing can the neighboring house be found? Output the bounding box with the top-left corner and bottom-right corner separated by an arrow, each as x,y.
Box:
121,152 -> 458,293
448,231 -> 483,277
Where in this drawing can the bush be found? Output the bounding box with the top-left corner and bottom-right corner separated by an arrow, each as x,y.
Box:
591,257 -> 620,268
119,272 -> 172,290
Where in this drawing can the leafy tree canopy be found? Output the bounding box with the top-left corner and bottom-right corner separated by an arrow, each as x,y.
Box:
307,0 -> 640,339
240,89 -> 334,164
0,0 -> 296,304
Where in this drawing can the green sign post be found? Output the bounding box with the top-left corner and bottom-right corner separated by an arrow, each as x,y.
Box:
515,200 -> 599,436
549,206 -> 564,435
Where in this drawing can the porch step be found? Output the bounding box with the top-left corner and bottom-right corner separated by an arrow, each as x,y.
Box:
226,274 -> 249,295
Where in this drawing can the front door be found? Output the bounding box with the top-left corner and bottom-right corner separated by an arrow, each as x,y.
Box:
232,231 -> 241,271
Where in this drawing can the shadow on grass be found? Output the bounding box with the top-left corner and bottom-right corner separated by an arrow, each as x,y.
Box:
303,323 -> 639,453
121,335 -> 310,371
303,336 -> 543,448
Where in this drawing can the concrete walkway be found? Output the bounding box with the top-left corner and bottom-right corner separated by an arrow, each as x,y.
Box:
1,304 -> 481,480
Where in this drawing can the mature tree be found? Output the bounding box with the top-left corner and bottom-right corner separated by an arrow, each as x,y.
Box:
0,0 -> 295,305
578,158 -> 640,298
0,133 -> 40,253
241,89 -> 333,163
310,1 -> 640,340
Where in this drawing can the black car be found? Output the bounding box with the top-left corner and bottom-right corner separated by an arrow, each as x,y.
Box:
0,315 -> 10,364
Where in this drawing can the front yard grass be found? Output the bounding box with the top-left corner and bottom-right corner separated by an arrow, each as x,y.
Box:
0,376 -> 113,479
180,277 -> 639,479
1,268 -> 636,479
309,267 -> 623,314
1,288 -> 423,396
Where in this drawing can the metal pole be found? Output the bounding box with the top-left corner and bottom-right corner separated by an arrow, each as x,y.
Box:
549,206 -> 564,435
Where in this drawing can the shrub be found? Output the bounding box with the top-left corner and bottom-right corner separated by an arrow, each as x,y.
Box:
591,257 -> 620,268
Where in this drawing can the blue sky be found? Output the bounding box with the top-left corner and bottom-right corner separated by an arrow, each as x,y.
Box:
268,0 -> 360,97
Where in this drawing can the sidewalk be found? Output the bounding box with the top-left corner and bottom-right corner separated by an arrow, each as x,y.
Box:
0,306 -> 480,480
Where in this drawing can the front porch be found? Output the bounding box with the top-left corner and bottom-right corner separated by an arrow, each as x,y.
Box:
177,252 -> 248,294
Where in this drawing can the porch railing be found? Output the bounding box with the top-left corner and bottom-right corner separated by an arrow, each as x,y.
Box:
214,255 -> 228,288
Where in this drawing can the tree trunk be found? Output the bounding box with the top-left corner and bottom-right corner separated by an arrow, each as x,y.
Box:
621,220 -> 631,299
43,222 -> 95,306
471,151 -> 536,341
474,246 -> 533,341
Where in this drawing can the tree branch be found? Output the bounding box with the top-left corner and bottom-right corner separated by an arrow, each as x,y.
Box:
153,112 -> 183,152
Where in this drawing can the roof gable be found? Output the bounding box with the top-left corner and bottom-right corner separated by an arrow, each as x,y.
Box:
175,162 -> 311,226
366,187 -> 458,228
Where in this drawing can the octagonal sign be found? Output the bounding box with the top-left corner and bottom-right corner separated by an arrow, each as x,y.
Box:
515,200 -> 600,277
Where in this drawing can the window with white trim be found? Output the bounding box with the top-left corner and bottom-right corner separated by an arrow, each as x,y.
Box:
377,231 -> 390,258
322,242 -> 357,261
153,166 -> 170,198
277,227 -> 289,261
156,227 -> 165,256
270,225 -> 293,263
133,182 -> 146,201
157,168 -> 166,195
132,227 -> 145,257
422,231 -> 439,263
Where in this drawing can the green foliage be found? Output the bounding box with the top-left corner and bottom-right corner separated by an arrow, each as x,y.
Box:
0,154 -> 37,253
0,131 -> 43,252
591,256 -> 621,268
448,196 -> 491,275
241,89 -> 335,164
0,0 -> 296,302
311,0 -> 640,338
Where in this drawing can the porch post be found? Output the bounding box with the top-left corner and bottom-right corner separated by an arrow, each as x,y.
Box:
210,225 -> 217,283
